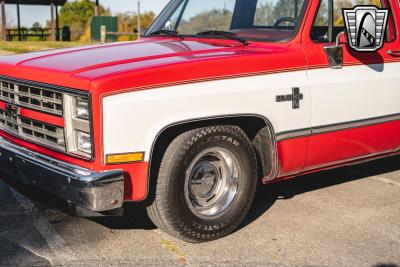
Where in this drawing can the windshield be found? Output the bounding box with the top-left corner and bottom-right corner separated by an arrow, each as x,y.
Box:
147,0 -> 308,42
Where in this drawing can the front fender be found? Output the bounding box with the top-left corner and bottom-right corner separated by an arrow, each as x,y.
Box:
102,70 -> 311,162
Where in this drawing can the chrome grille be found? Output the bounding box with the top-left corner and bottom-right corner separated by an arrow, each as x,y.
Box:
0,80 -> 63,116
0,109 -> 65,151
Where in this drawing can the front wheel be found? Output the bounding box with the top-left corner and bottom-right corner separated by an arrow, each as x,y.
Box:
146,126 -> 258,243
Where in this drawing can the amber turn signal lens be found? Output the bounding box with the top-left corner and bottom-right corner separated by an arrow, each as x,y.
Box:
106,152 -> 144,164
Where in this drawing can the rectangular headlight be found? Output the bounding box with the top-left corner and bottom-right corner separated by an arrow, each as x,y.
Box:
63,94 -> 93,159
75,97 -> 90,120
77,131 -> 92,154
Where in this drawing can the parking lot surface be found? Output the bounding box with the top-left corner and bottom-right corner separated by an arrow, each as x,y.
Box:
0,156 -> 399,266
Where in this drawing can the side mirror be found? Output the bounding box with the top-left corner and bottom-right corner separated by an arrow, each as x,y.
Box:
324,31 -> 345,69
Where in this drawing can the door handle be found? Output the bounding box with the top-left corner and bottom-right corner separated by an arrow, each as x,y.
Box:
387,50 -> 400,56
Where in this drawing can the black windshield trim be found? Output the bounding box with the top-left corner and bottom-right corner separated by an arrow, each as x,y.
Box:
174,0 -> 189,32
148,29 -> 184,39
195,30 -> 249,45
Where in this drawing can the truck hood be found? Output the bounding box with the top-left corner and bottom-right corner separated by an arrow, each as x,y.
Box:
0,38 -> 263,90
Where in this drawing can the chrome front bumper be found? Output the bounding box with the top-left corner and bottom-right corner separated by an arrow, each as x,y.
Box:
0,136 -> 124,212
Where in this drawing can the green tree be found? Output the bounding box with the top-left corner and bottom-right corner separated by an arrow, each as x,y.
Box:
117,11 -> 156,41
32,22 -> 42,29
254,1 -> 274,26
58,0 -> 110,41
179,9 -> 233,34
254,0 -> 305,26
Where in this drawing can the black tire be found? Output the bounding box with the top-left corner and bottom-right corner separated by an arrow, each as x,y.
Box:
146,125 -> 258,243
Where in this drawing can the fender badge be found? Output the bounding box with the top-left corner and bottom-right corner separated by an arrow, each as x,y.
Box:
276,87 -> 303,109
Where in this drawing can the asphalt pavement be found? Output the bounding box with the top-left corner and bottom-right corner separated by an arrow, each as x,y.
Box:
0,156 -> 399,266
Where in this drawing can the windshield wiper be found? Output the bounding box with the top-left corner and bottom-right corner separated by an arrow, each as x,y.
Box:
148,30 -> 184,39
196,30 -> 248,46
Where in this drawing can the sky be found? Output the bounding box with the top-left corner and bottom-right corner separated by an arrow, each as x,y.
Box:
3,0 -> 170,27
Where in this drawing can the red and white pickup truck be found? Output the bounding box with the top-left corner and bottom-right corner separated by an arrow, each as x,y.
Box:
0,0 -> 399,242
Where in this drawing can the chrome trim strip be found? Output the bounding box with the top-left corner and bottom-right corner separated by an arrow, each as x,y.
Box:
275,128 -> 311,141
312,113 -> 400,135
276,113 -> 400,141
0,110 -> 66,151
305,148 -> 398,171
0,80 -> 64,117
277,147 -> 400,180
0,75 -> 88,97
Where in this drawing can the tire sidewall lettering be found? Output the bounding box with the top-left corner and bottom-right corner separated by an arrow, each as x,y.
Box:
209,135 -> 241,147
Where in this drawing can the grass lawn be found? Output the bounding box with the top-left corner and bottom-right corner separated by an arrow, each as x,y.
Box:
0,41 -> 90,54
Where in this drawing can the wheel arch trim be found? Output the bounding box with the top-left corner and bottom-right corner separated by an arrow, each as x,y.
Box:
145,113 -> 279,200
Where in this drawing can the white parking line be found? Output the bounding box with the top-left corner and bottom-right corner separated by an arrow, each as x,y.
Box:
9,187 -> 77,266
371,176 -> 400,187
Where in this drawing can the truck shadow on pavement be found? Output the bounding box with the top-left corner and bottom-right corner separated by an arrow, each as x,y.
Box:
1,155 -> 400,232
241,155 -> 400,230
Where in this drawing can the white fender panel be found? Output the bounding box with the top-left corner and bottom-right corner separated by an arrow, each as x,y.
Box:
102,71 -> 311,161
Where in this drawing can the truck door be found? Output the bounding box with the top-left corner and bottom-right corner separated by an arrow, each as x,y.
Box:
302,0 -> 400,170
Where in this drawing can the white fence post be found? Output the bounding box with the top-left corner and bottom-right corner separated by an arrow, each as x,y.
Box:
100,25 -> 106,43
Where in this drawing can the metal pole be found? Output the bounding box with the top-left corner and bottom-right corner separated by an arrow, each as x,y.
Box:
55,4 -> 59,41
17,1 -> 21,41
328,0 -> 333,43
50,1 -> 55,41
95,0 -> 99,16
137,0 -> 140,40
1,1 -> 6,41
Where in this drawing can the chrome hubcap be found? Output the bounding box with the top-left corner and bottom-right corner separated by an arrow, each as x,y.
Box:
184,148 -> 240,219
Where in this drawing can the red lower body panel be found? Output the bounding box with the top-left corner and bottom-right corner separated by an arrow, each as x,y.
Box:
104,162 -> 149,202
276,119 -> 400,178
277,136 -> 309,176
305,120 -> 400,170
